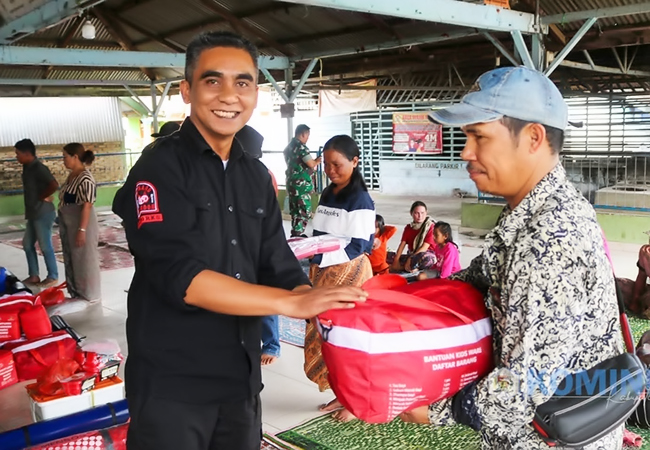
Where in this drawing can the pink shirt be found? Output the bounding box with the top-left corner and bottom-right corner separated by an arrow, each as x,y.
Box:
433,242 -> 462,278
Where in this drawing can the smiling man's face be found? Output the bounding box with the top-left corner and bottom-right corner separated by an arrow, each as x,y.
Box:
180,46 -> 258,153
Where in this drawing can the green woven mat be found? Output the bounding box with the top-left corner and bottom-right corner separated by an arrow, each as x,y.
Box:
276,413 -> 479,450
276,316 -> 650,450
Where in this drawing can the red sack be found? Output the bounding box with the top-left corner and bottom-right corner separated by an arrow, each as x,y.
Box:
20,305 -> 52,339
0,349 -> 18,390
0,295 -> 37,342
5,331 -> 77,381
37,282 -> 67,307
317,275 -> 493,423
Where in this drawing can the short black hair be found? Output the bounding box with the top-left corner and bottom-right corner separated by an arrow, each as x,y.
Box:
410,201 -> 427,214
15,138 -> 36,156
295,124 -> 310,137
499,116 -> 565,154
322,135 -> 368,198
185,31 -> 259,84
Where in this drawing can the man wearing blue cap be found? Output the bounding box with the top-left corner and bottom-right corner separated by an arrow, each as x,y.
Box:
401,67 -> 622,450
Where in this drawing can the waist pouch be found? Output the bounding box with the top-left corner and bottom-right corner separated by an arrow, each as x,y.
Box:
533,352 -> 646,447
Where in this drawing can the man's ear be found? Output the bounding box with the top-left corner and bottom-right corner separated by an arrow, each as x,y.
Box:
180,80 -> 191,104
526,123 -> 548,154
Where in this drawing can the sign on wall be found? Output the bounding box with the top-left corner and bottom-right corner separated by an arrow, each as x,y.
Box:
392,112 -> 443,154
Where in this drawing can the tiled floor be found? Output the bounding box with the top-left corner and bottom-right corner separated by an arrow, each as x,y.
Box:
0,194 -> 642,437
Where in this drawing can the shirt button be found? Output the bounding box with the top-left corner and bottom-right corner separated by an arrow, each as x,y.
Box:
235,273 -> 241,279
231,239 -> 237,246
207,202 -> 211,207
256,208 -> 264,214
228,205 -> 233,212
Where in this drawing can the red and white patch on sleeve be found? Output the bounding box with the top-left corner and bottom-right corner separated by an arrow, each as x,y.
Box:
135,181 -> 163,228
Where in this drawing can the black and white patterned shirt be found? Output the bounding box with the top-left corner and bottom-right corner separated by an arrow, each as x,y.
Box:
445,164 -> 624,449
59,169 -> 97,206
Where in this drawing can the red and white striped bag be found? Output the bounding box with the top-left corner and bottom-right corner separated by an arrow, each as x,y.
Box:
317,275 -> 493,423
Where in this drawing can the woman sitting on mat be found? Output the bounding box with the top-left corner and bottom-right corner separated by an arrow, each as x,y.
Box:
389,201 -> 436,276
303,135 -> 375,422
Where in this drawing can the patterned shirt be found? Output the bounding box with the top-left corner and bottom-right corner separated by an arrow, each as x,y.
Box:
59,169 -> 97,206
284,137 -> 314,190
450,164 -> 623,449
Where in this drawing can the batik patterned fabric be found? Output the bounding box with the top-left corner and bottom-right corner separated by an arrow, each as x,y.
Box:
430,164 -> 624,450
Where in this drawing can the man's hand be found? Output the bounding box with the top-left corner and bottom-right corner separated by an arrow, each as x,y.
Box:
404,258 -> 412,272
280,286 -> 368,319
399,405 -> 429,424
43,195 -> 54,203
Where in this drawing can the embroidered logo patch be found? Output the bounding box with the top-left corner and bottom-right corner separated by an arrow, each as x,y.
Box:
135,181 -> 163,228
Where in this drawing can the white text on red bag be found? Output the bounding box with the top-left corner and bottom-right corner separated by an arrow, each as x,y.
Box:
318,276 -> 493,423
0,295 -> 38,342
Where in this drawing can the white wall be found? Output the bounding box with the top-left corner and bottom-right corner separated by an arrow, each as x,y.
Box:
379,160 -> 478,196
248,110 -> 351,185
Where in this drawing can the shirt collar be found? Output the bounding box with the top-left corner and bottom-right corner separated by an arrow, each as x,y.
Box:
179,118 -> 244,162
492,164 -> 568,247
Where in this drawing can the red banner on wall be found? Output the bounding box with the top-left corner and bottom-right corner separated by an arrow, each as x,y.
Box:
392,112 -> 443,154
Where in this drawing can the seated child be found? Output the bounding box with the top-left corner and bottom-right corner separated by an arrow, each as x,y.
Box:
368,214 -> 397,275
431,221 -> 461,278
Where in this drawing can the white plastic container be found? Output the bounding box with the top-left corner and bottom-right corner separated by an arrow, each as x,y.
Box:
91,377 -> 124,406
29,377 -> 125,422
31,390 -> 93,422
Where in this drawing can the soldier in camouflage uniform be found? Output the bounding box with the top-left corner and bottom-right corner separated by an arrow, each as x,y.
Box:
284,124 -> 321,237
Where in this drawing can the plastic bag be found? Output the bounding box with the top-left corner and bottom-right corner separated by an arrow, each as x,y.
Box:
34,358 -> 80,396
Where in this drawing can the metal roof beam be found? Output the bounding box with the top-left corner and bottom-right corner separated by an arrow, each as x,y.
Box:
0,0 -> 107,44
559,60 -> 650,77
291,30 -> 480,61
511,30 -> 535,69
545,17 -> 597,76
542,3 -> 650,24
0,46 -> 290,70
279,0 -> 544,34
0,78 -> 152,86
481,32 -> 519,66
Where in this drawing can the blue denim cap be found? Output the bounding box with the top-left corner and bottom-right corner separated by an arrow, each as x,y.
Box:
429,66 -> 568,130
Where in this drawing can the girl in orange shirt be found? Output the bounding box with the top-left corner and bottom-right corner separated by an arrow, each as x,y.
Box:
368,214 -> 397,275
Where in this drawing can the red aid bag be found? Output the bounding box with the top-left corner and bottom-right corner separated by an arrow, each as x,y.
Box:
20,305 -> 53,339
317,276 -> 493,423
4,331 -> 77,381
0,295 -> 37,342
0,349 -> 18,389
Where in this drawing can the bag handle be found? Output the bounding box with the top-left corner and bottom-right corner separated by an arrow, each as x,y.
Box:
367,288 -> 475,326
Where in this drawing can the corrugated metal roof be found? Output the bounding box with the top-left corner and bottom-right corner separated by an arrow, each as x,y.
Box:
0,97 -> 124,146
0,0 -> 649,97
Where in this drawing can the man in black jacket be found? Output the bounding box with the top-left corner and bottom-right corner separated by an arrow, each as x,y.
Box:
113,31 -> 366,450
